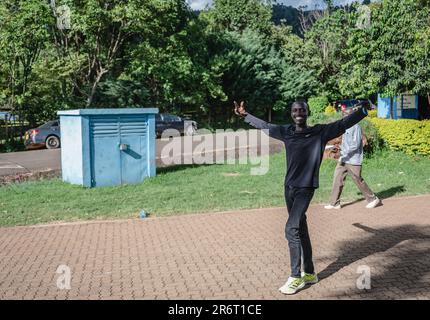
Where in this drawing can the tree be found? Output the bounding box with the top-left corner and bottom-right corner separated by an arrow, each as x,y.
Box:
225,29 -> 283,121
271,4 -> 302,36
406,5 -> 430,103
206,0 -> 273,35
123,7 -> 228,115
0,0 -> 52,130
222,29 -> 316,122
301,8 -> 353,100
48,0 -> 191,108
340,0 -> 428,104
1,0 -> 233,127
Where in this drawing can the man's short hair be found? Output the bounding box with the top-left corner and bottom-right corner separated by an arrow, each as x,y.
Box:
291,100 -> 310,113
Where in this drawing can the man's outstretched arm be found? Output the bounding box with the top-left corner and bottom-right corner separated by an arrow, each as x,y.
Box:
234,101 -> 284,141
322,103 -> 370,142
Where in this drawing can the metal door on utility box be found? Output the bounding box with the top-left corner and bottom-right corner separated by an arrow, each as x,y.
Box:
90,116 -> 147,187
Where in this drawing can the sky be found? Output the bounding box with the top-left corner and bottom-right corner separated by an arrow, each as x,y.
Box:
186,0 -> 372,11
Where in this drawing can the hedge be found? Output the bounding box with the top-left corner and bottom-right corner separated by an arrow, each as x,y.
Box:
369,118 -> 430,156
368,109 -> 377,118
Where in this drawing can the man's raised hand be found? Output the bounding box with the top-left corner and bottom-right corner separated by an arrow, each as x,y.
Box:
234,101 -> 247,117
356,99 -> 372,110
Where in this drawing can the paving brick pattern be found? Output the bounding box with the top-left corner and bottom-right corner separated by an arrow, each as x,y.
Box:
1,195 -> 429,300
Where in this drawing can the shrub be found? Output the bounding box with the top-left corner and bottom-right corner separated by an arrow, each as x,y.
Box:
369,118 -> 430,156
0,139 -> 26,153
307,111 -> 342,126
360,119 -> 385,156
308,96 -> 329,115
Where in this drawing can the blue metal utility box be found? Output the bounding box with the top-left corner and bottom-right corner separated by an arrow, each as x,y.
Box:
377,94 -> 419,119
57,108 -> 158,187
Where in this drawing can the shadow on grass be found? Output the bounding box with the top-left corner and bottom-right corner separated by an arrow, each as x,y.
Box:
318,223 -> 430,299
156,163 -> 222,174
376,185 -> 406,200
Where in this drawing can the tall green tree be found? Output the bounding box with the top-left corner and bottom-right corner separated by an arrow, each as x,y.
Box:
48,0 -> 192,108
340,0 -> 428,102
222,29 -> 316,122
301,8 -> 353,100
205,0 -> 273,35
406,5 -> 430,101
124,7 -> 228,114
0,0 -> 52,120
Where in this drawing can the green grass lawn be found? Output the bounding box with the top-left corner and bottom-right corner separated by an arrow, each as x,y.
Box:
1,150 -> 429,226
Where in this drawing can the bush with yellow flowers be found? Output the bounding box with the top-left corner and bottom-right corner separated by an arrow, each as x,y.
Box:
368,109 -> 377,118
324,104 -> 337,115
369,118 -> 430,156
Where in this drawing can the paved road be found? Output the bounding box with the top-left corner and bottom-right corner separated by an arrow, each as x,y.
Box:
1,194 -> 429,300
0,149 -> 61,176
0,132 -> 284,177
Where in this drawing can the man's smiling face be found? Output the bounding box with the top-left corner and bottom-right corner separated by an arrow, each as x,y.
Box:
291,102 -> 309,126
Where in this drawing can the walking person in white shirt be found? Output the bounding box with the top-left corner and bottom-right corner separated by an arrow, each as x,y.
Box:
325,106 -> 382,210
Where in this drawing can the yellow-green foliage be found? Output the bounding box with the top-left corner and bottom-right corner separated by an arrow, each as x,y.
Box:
368,109 -> 377,118
324,104 -> 336,115
369,118 -> 430,156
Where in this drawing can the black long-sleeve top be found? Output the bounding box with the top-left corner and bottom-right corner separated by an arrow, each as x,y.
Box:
244,108 -> 368,188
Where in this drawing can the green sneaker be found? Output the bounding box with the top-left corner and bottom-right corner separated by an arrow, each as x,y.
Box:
279,277 -> 306,295
301,272 -> 318,285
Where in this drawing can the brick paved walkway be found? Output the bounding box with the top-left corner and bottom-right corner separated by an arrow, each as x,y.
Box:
1,195 -> 429,300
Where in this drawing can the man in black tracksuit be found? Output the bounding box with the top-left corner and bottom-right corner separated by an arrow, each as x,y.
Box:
234,100 -> 370,294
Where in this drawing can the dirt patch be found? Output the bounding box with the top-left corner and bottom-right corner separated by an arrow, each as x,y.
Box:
0,169 -> 61,185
